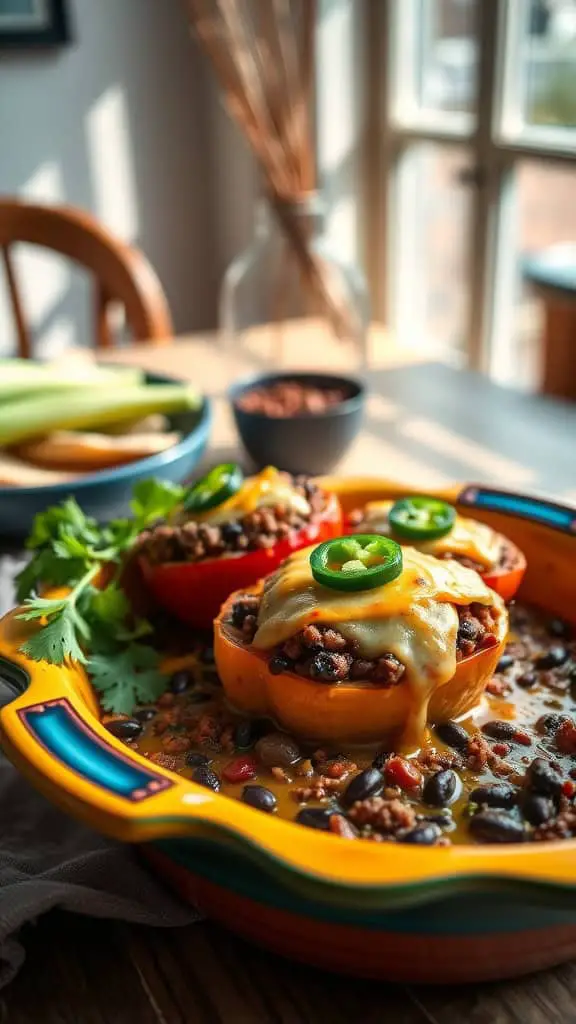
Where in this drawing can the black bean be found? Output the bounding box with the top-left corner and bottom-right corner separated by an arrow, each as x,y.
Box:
372,750 -> 393,771
496,653 -> 514,672
481,720 -> 516,741
186,751 -> 213,768
399,823 -> 442,845
191,765 -> 221,791
310,651 -> 348,683
535,645 -> 569,670
435,720 -> 470,752
469,810 -> 526,844
241,784 -> 277,813
296,807 -> 333,830
255,732 -> 301,768
422,769 -> 458,807
469,783 -> 518,809
200,645 -> 215,664
170,670 -> 192,694
525,757 -> 563,801
458,618 -> 480,643
522,793 -> 556,827
516,671 -> 537,689
548,618 -> 571,640
106,718 -> 142,740
341,768 -> 384,808
221,521 -> 243,544
269,654 -> 291,675
536,713 -> 570,736
134,707 -> 156,723
234,719 -> 258,750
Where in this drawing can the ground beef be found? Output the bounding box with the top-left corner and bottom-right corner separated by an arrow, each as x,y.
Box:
534,806 -> 576,841
416,747 -> 463,771
230,597 -> 497,684
466,733 -> 493,771
456,603 -> 498,661
230,594 -> 260,634
278,625 -> 406,686
294,777 -> 343,802
348,797 -> 417,834
138,475 -> 327,565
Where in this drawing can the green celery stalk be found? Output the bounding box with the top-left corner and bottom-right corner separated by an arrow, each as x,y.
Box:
0,383 -> 200,446
0,359 -> 143,401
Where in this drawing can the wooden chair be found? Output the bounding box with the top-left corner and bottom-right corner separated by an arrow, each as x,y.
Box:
0,199 -> 173,357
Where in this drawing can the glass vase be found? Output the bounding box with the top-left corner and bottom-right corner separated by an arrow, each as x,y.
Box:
219,192 -> 370,369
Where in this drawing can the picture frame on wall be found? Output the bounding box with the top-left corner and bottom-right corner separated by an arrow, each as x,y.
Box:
0,0 -> 69,49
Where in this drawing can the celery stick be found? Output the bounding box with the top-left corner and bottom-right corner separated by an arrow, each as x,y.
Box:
0,360 -> 143,401
0,384 -> 200,445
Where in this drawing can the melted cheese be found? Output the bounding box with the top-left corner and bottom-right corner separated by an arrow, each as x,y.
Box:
254,545 -> 504,746
353,500 -> 501,571
197,466 -> 310,525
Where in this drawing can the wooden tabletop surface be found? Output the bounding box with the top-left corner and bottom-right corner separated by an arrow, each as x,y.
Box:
2,330 -> 576,1023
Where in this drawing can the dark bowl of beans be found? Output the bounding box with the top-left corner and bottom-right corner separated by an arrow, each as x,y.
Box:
229,372 -> 365,475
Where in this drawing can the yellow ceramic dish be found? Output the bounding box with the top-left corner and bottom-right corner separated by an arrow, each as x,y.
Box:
1,477 -> 576,984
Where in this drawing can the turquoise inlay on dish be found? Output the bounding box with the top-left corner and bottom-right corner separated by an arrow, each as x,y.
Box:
458,487 -> 576,534
20,700 -> 172,801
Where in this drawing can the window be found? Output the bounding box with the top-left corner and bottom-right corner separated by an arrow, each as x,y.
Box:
365,0 -> 576,389
393,144 -> 473,361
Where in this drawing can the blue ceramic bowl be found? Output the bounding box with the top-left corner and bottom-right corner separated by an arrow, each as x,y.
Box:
0,372 -> 211,537
229,371 -> 365,476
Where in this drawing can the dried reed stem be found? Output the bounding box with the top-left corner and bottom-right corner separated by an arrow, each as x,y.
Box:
187,0 -> 356,340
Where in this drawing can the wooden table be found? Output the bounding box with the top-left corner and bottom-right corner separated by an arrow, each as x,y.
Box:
2,334 -> 576,1023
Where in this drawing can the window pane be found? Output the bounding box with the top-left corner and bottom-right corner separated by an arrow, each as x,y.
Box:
393,145 -> 473,359
523,1 -> 576,129
416,0 -> 479,115
502,161 -> 576,390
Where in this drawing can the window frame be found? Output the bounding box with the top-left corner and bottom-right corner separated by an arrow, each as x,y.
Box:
362,0 -> 576,375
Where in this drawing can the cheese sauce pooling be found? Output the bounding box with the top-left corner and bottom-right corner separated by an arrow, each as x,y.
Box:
354,500 -> 501,570
196,466 -> 310,526
253,545 -> 505,745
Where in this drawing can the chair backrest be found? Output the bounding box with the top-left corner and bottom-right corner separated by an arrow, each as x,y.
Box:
0,199 -> 173,357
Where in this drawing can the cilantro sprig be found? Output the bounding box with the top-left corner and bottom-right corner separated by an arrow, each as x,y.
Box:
15,480 -> 186,714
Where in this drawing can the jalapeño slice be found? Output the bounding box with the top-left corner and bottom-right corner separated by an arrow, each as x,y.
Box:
388,496 -> 456,542
310,534 -> 403,592
183,463 -> 244,514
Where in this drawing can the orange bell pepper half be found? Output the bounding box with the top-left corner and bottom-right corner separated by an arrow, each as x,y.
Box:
214,584 -> 508,746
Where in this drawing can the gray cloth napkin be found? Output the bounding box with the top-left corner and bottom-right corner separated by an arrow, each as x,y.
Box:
0,551 -> 199,989
0,750 -> 199,988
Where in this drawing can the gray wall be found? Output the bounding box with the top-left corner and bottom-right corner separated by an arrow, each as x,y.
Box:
0,0 -> 255,356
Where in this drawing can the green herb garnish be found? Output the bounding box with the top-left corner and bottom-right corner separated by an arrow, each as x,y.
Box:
15,480 -> 186,714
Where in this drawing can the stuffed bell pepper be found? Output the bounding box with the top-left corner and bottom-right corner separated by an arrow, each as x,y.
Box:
214,535 -> 508,745
137,463 -> 342,628
347,497 -> 525,602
